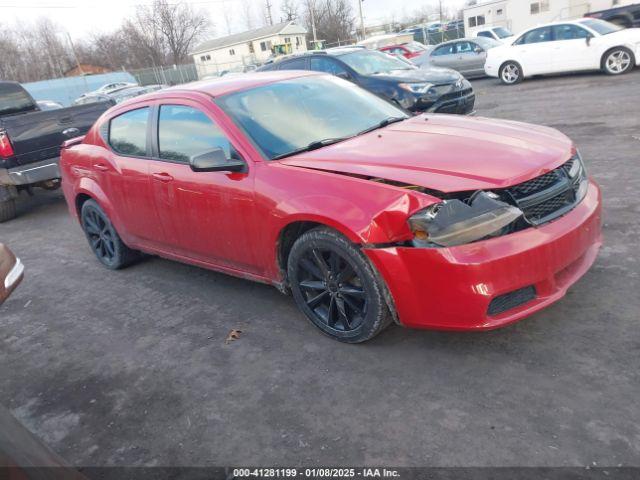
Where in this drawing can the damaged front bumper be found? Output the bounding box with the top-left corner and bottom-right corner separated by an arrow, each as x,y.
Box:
364,179 -> 602,331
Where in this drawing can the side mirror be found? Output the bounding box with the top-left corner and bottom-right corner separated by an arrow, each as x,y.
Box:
586,34 -> 594,46
474,46 -> 484,54
189,148 -> 246,173
336,71 -> 352,81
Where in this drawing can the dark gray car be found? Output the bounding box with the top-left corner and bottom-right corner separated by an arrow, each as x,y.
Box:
258,48 -> 475,115
415,37 -> 502,78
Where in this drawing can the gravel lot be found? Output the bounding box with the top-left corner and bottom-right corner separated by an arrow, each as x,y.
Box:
1,70 -> 639,467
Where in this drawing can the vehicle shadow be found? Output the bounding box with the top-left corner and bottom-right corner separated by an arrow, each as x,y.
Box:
9,189 -> 66,223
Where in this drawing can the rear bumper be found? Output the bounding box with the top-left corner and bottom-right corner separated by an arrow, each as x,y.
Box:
364,179 -> 602,331
0,158 -> 61,186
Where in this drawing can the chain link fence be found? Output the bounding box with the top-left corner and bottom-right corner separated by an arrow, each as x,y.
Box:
129,64 -> 199,86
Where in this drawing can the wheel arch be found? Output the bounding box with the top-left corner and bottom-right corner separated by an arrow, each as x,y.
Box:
274,216 -> 362,286
72,178 -> 126,236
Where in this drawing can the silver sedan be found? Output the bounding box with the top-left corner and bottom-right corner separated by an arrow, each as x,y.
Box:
414,37 -> 502,78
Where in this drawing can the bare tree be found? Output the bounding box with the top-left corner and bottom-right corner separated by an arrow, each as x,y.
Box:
221,0 -> 234,35
301,0 -> 355,46
0,0 -> 213,82
240,0 -> 256,30
151,0 -> 212,65
280,0 -> 299,21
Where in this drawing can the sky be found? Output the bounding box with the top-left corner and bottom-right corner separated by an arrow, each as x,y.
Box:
0,0 -> 467,41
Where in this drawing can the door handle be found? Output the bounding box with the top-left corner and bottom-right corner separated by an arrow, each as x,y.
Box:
152,172 -> 174,182
93,163 -> 109,171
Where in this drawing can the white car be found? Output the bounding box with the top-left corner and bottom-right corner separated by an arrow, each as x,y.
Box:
485,18 -> 640,84
94,82 -> 138,94
476,27 -> 515,43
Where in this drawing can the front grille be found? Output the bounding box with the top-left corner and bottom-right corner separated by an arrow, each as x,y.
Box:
523,190 -> 574,223
502,155 -> 587,226
509,170 -> 560,198
439,87 -> 473,102
487,286 -> 537,316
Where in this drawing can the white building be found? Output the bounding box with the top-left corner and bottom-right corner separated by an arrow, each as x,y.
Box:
463,0 -> 635,37
191,22 -> 308,76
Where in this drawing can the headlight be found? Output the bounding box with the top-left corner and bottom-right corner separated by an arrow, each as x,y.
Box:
568,150 -> 589,203
408,191 -> 523,247
399,82 -> 435,94
568,150 -> 586,179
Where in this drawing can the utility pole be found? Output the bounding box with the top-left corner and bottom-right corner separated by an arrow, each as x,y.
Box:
265,0 -> 274,26
310,0 -> 318,44
65,32 -> 84,76
358,0 -> 366,40
438,0 -> 443,23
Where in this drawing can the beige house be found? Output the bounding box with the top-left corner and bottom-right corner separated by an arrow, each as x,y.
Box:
191,22 -> 308,76
463,0 -> 634,37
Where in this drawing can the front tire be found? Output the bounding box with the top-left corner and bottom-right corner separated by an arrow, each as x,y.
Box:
500,61 -> 523,85
80,199 -> 138,270
602,47 -> 635,75
287,227 -> 393,343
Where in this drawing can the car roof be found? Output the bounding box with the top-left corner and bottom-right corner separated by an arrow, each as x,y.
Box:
138,70 -> 322,99
519,18 -> 595,31
436,37 -> 483,46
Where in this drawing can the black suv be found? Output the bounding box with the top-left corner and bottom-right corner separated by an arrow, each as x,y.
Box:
258,48 -> 475,115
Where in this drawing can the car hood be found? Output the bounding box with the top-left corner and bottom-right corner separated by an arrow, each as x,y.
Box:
279,115 -> 574,193
369,67 -> 462,84
604,27 -> 640,42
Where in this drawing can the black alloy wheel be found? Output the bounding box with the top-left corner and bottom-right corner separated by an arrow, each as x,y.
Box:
288,227 -> 393,343
80,199 -> 138,269
297,248 -> 367,332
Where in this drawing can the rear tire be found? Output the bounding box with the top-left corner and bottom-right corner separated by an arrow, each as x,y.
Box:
500,61 -> 523,85
80,199 -> 139,270
0,199 -> 16,223
287,227 -> 393,343
602,47 -> 635,75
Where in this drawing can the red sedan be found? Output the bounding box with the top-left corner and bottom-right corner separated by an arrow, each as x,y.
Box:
379,42 -> 428,60
60,71 -> 602,343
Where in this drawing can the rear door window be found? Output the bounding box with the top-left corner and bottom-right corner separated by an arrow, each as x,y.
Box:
278,57 -> 308,70
552,24 -> 590,40
109,107 -> 149,156
456,41 -> 475,53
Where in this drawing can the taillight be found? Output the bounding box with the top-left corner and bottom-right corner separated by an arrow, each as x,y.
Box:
0,130 -> 14,158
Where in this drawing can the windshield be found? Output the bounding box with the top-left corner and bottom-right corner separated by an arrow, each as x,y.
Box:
493,27 -> 513,38
0,83 -> 37,116
338,50 -> 415,75
217,76 -> 408,160
580,18 -> 622,35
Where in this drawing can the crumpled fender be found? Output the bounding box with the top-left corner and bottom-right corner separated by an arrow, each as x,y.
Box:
271,184 -> 438,245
